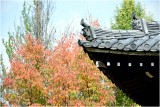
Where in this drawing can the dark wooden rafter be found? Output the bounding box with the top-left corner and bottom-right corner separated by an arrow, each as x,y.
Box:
83,49 -> 159,106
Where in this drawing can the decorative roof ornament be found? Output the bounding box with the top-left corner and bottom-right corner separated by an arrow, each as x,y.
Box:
132,12 -> 138,20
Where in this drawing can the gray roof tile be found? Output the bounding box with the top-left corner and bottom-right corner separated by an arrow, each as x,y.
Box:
79,18 -> 160,54
98,43 -> 105,48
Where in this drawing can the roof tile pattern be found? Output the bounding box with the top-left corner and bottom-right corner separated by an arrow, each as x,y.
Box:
79,18 -> 160,52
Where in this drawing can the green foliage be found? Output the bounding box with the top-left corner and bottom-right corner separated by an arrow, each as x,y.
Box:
111,0 -> 154,30
0,54 -> 7,106
22,2 -> 33,34
2,26 -> 24,59
0,54 -> 6,77
116,89 -> 138,106
2,1 -> 30,60
3,0 -> 55,60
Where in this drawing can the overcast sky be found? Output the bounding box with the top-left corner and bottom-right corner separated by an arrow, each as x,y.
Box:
0,0 -> 159,70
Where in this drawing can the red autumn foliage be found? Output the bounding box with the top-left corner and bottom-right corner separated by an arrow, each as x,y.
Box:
3,18 -> 115,106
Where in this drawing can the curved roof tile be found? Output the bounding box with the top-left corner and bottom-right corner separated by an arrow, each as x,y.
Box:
79,18 -> 160,55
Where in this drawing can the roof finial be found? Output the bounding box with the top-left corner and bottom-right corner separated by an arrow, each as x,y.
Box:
132,12 -> 138,20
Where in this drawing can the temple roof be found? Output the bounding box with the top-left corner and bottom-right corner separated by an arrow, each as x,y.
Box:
78,15 -> 159,106
79,18 -> 160,55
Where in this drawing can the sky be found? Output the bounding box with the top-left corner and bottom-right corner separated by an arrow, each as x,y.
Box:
0,0 -> 160,71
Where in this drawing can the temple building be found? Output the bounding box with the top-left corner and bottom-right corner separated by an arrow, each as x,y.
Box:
78,13 -> 159,106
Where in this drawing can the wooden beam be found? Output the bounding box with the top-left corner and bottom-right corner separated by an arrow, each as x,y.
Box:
96,61 -> 107,68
